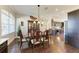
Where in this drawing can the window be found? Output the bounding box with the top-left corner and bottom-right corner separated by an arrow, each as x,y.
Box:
1,9 -> 15,36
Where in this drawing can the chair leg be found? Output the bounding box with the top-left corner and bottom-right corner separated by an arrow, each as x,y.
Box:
41,41 -> 44,48
48,42 -> 50,47
32,44 -> 34,52
28,41 -> 31,48
20,41 -> 22,49
42,41 -> 45,48
48,39 -> 50,47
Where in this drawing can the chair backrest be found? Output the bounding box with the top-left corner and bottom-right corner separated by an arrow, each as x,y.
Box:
44,30 -> 49,39
35,31 -> 42,41
29,30 -> 34,38
29,30 -> 42,42
18,30 -> 23,39
18,30 -> 23,45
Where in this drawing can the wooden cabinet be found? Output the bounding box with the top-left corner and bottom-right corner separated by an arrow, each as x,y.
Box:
28,20 -> 40,36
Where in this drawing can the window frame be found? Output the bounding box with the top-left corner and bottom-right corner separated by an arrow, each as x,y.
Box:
1,9 -> 15,36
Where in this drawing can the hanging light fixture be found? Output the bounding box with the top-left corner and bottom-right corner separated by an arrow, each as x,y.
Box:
37,5 -> 40,24
38,5 -> 40,20
34,5 -> 40,24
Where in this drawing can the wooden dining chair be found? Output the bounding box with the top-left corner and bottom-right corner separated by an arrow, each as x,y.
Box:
43,30 -> 50,47
30,31 -> 42,51
18,30 -> 27,49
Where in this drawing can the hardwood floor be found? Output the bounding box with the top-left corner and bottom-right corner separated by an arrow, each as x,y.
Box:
8,34 -> 79,53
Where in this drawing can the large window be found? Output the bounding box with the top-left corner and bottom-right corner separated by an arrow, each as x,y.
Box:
1,9 -> 15,36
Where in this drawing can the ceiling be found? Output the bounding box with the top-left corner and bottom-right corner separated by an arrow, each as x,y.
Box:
7,5 -> 79,21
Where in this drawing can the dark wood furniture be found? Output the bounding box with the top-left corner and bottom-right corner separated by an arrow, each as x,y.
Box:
28,20 -> 50,50
42,30 -> 49,47
28,20 -> 40,37
29,31 -> 42,49
29,30 -> 50,49
0,41 -> 8,53
18,29 -> 28,49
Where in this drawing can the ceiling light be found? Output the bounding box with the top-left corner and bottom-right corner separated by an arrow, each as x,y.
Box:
38,5 -> 40,20
41,22 -> 44,24
61,11 -> 66,13
45,7 -> 48,10
56,8 -> 58,11
57,36 -> 60,41
33,21 -> 36,23
38,21 -> 40,24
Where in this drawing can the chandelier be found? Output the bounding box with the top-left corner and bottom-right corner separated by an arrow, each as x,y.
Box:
37,5 -> 40,24
38,5 -> 40,20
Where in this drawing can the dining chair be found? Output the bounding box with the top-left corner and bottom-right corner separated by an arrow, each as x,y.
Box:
30,31 -> 42,52
18,30 -> 27,49
43,30 -> 50,47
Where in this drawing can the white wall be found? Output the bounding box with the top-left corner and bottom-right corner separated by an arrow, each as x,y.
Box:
16,16 -> 30,37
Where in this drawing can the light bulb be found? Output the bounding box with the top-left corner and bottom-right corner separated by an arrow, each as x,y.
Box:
38,21 -> 40,24
33,21 -> 36,23
41,22 -> 43,24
